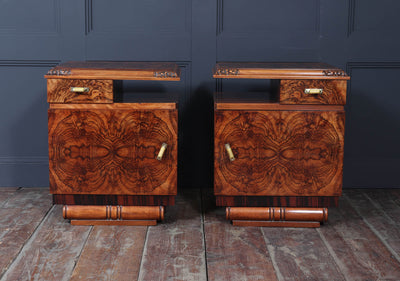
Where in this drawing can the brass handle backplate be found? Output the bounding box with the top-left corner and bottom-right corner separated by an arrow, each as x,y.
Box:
225,143 -> 235,161
304,88 -> 323,95
70,87 -> 90,93
156,143 -> 168,161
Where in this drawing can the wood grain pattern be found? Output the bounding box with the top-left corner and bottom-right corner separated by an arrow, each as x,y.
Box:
201,188 -> 279,280
226,207 -> 328,222
71,220 -> 156,226
53,194 -> 175,206
0,188 -> 18,207
233,221 -> 321,227
280,79 -> 347,105
47,79 -> 113,104
138,189 -> 207,281
214,110 -> 345,196
1,188 -> 400,280
213,62 -> 350,80
215,102 -> 344,111
45,61 -> 181,81
262,228 -> 345,280
0,189 -> 52,277
318,197 -> 400,280
50,102 -> 177,110
216,195 -> 339,207
63,205 -> 164,221
344,190 -> 400,260
1,206 -> 91,281
70,226 -> 147,281
48,108 -> 177,195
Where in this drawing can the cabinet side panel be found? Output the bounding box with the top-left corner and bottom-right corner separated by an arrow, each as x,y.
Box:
48,109 -> 177,195
214,110 -> 344,197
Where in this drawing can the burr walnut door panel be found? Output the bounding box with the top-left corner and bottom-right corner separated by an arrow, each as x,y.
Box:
48,108 -> 177,195
214,110 -> 345,197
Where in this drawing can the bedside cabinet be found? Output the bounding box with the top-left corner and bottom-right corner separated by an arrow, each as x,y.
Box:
45,62 -> 180,225
213,63 -> 350,227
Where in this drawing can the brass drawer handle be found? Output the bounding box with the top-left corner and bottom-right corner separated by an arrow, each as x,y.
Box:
304,88 -> 323,95
70,87 -> 90,93
225,143 -> 235,161
156,143 -> 168,161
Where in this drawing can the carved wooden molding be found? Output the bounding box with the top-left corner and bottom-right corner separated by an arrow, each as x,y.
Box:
153,71 -> 178,78
215,68 -> 240,76
46,69 -> 71,76
322,70 -> 348,77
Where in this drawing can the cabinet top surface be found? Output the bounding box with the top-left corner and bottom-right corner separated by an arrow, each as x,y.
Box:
45,61 -> 181,81
213,62 -> 350,80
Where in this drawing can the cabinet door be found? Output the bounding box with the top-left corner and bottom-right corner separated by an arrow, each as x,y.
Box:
48,109 -> 177,195
214,110 -> 344,196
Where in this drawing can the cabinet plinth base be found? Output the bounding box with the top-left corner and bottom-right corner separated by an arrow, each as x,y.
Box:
226,207 -> 328,228
70,220 -> 157,226
63,205 -> 164,226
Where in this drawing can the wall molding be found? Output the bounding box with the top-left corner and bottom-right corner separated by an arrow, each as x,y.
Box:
347,0 -> 356,36
85,0 -> 93,35
347,61 -> 400,75
0,157 -> 48,165
216,0 -> 224,35
0,0 -> 61,35
0,60 -> 60,67
217,0 -> 321,36
346,61 -> 400,109
85,0 -> 192,35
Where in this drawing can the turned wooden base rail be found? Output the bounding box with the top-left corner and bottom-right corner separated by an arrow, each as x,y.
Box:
226,207 -> 328,228
63,205 -> 164,226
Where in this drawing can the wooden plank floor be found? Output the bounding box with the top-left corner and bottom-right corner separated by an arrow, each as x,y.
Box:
0,188 -> 400,281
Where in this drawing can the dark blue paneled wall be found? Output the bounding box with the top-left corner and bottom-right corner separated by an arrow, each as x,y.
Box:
0,0 -> 399,188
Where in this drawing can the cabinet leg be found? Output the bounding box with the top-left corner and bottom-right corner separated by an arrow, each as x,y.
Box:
63,205 -> 164,226
226,207 -> 328,228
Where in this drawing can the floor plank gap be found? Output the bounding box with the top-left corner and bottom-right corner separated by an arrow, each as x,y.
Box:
200,188 -> 210,281
343,194 -> 400,263
0,205 -> 55,281
137,226 -> 150,281
316,228 -> 351,281
69,225 -> 94,274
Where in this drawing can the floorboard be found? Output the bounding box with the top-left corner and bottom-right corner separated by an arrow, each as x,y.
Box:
344,190 -> 400,262
318,194 -> 400,281
70,226 -> 147,281
0,188 -> 399,281
137,189 -> 207,281
1,206 -> 91,281
0,188 -> 52,278
203,189 -> 278,281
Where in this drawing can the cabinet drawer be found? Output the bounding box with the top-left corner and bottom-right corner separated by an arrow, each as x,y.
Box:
47,79 -> 113,103
280,79 -> 346,105
48,107 -> 178,195
214,110 -> 345,197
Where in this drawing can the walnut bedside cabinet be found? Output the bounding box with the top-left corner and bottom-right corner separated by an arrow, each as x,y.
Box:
45,62 -> 179,225
213,62 -> 350,227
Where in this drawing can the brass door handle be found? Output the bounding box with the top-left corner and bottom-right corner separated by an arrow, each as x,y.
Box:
304,88 -> 323,94
70,87 -> 90,93
225,143 -> 235,161
156,143 -> 168,161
